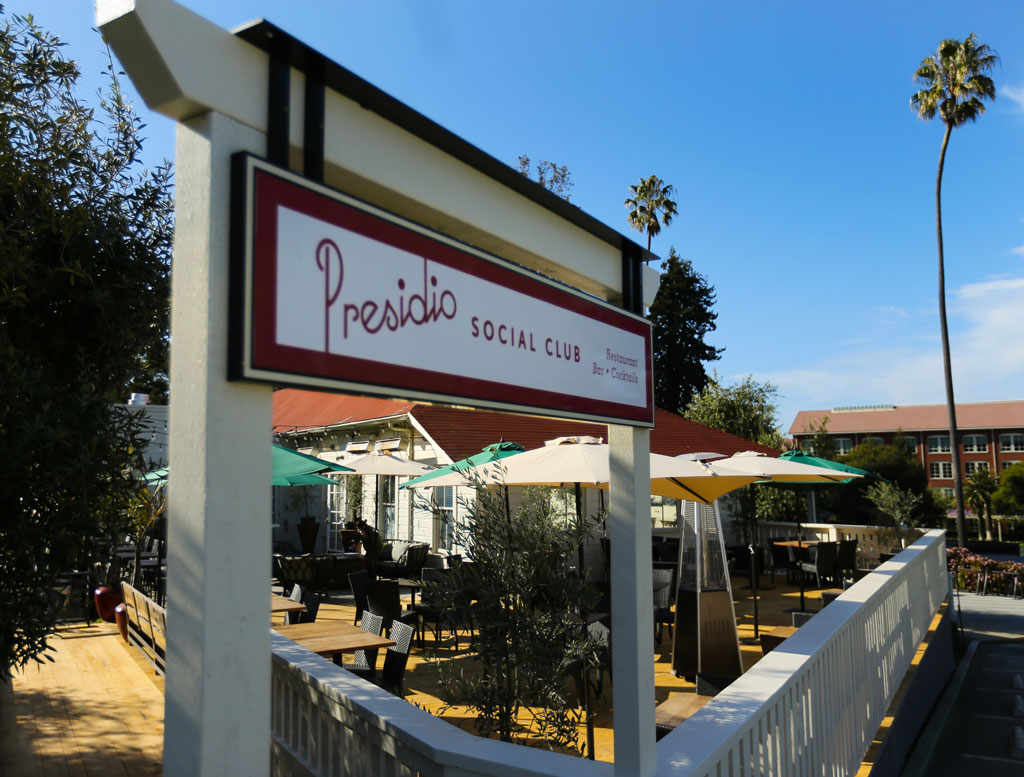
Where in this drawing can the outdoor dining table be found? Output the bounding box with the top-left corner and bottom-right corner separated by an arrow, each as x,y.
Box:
271,593 -> 306,615
396,577 -> 424,606
273,620 -> 394,659
655,692 -> 714,729
771,540 -> 820,549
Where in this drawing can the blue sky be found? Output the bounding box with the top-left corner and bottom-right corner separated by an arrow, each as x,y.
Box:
19,0 -> 1024,433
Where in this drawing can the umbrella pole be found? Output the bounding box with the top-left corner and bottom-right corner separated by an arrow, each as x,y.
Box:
749,540 -> 760,639
575,483 -> 585,584
797,524 -> 806,612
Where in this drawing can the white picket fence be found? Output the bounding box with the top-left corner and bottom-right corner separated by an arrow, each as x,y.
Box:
271,530 -> 949,777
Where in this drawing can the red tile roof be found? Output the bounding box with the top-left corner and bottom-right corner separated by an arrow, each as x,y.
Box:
789,401 -> 1024,436
272,389 -> 416,433
411,404 -> 776,461
272,389 -> 777,460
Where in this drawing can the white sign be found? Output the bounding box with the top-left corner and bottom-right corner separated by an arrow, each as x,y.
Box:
231,155 -> 653,425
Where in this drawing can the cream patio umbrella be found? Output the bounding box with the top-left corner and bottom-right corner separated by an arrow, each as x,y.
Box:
333,450 -> 436,537
410,436 -> 761,504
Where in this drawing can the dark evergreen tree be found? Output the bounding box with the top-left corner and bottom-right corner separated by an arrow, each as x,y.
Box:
648,248 -> 722,412
0,12 -> 172,677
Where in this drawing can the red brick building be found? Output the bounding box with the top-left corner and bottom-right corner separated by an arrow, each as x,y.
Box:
789,401 -> 1024,494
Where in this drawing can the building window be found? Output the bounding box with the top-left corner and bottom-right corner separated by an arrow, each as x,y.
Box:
1002,461 -> 1022,471
834,438 -> 853,455
929,461 -> 952,479
548,487 -> 579,526
962,434 -> 988,453
434,486 -> 456,552
1000,433 -> 1024,452
895,435 -> 917,454
326,478 -> 348,553
651,495 -> 677,529
863,436 -> 885,447
936,487 -> 954,499
378,475 -> 397,539
964,461 -> 989,475
927,435 -> 951,454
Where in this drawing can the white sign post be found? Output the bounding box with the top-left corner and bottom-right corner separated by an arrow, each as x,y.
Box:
98,2 -> 660,776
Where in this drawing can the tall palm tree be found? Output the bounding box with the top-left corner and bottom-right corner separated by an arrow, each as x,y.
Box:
624,175 -> 678,252
911,34 -> 998,548
964,468 -> 998,541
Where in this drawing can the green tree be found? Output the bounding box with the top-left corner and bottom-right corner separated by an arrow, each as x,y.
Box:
434,484 -> 598,752
647,248 -> 722,413
800,416 -> 835,459
964,468 -> 998,540
685,374 -> 781,447
516,154 -> 573,201
685,376 -> 783,530
624,174 -> 678,252
911,34 -> 998,547
0,12 -> 172,678
864,481 -> 923,548
827,441 -> 942,526
993,462 -> 1024,516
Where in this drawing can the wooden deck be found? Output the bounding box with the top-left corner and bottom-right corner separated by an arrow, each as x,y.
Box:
2,572 -> 834,772
1,622 -> 164,777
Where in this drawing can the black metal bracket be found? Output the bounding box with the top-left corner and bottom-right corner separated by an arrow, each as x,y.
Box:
621,243 -> 644,314
266,31 -> 290,168
303,58 -> 326,181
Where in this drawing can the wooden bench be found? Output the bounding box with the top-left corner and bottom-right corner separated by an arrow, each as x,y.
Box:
120,582 -> 167,675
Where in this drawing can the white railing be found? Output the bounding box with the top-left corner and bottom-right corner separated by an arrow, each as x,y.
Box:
754,521 -> 924,567
657,529 -> 948,777
271,529 -> 948,777
270,634 -> 613,777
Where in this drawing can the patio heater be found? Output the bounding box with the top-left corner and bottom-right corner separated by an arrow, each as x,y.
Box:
671,500 -> 743,678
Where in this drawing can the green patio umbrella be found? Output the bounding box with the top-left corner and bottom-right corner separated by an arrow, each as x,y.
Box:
271,444 -> 352,485
400,441 -> 525,489
777,450 -> 882,484
141,445 -> 351,486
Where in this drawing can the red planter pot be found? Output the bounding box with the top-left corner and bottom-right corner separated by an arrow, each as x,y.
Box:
94,586 -> 123,623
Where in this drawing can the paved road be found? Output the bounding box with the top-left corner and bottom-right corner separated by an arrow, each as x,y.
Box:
954,590 -> 1024,642
901,590 -> 1024,777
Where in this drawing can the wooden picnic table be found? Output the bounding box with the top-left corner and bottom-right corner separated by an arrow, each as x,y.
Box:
271,593 -> 306,615
274,620 -> 394,659
655,692 -> 714,729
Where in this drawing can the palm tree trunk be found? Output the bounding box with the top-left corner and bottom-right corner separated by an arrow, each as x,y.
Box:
935,123 -> 966,547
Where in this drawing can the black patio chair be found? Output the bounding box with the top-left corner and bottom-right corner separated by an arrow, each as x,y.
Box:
410,568 -> 448,646
767,538 -> 793,584
835,539 -> 858,584
696,672 -> 738,697
337,612 -> 384,673
366,578 -> 422,645
296,589 -> 320,624
349,570 -> 369,626
351,620 -> 415,697
800,541 -> 838,589
284,584 -> 303,626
